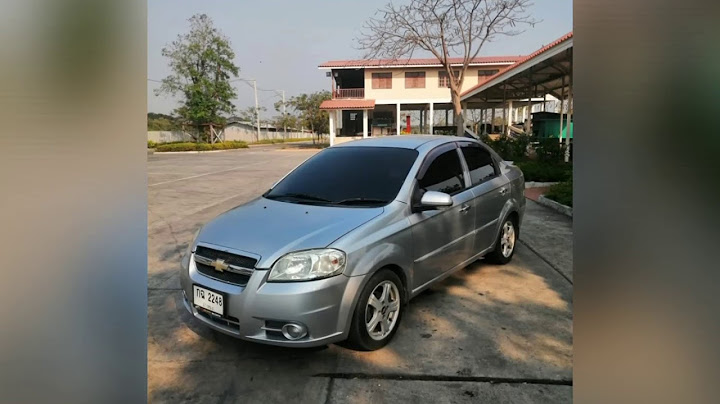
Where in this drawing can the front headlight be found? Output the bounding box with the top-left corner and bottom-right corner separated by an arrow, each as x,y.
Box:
268,249 -> 346,282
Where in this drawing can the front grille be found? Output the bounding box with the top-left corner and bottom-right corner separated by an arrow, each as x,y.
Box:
193,246 -> 258,286
195,246 -> 257,269
196,262 -> 251,285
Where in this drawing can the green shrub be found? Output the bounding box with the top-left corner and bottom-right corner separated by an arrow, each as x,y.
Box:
485,135 -> 530,162
154,141 -> 248,152
545,180 -> 573,207
515,160 -> 572,182
533,138 -> 567,163
147,140 -> 157,149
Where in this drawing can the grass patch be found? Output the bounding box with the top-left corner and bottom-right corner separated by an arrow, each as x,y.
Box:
154,141 -> 248,152
515,160 -> 572,182
545,180 -> 573,207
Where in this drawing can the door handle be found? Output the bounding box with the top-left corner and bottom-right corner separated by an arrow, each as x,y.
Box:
459,204 -> 471,213
499,187 -> 508,195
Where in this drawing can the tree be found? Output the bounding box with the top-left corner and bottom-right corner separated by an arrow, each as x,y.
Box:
147,113 -> 181,131
358,0 -> 535,136
285,91 -> 332,143
238,106 -> 266,125
155,14 -> 240,141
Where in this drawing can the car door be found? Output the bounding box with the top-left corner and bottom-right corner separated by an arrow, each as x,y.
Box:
457,142 -> 508,254
409,144 -> 476,292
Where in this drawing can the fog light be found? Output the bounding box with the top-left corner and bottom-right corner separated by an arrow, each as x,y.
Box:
281,323 -> 307,340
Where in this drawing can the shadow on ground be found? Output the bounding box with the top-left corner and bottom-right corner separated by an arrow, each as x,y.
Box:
148,244 -> 572,403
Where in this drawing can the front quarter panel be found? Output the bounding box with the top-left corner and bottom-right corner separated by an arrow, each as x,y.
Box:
331,201 -> 414,281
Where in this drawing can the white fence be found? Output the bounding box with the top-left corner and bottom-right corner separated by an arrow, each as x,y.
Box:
148,126 -> 317,144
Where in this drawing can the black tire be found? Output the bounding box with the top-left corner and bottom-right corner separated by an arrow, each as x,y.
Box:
485,217 -> 518,265
345,269 -> 405,351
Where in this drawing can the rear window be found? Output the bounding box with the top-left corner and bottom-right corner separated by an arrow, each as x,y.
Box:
461,145 -> 498,185
265,147 -> 418,206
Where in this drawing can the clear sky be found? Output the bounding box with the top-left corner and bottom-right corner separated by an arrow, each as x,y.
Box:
148,0 -> 572,116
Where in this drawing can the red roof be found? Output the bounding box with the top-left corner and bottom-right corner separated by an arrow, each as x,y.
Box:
319,56 -> 522,68
461,32 -> 573,97
320,99 -> 376,110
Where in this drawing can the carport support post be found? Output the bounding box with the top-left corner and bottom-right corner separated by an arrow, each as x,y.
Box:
445,109 -> 449,126
362,109 -> 368,139
396,103 -> 401,135
329,109 -> 335,146
559,75 -> 566,143
565,67 -> 574,162
507,100 -> 513,136
491,107 -> 496,134
526,96 -> 532,135
429,102 -> 434,134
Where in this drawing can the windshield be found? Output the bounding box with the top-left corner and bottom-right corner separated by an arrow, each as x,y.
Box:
264,146 -> 418,207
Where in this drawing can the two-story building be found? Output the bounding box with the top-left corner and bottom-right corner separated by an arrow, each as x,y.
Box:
318,56 -> 522,144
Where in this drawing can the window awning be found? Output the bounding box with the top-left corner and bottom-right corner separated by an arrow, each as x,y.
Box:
319,99 -> 376,110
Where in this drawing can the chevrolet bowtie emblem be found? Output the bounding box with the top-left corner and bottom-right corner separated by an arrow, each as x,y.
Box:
211,259 -> 229,272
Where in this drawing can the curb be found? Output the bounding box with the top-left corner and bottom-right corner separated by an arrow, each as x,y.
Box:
525,181 -> 559,189
152,148 -> 250,155
537,195 -> 573,218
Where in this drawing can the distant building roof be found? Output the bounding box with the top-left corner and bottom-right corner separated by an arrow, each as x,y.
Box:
318,56 -> 522,69
461,32 -> 574,98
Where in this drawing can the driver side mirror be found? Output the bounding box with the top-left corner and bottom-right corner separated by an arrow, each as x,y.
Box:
415,191 -> 453,212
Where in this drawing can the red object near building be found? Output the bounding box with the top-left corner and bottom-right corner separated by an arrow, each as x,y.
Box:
406,115 -> 411,133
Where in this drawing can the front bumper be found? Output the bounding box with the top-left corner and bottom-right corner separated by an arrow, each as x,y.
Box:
180,256 -> 365,347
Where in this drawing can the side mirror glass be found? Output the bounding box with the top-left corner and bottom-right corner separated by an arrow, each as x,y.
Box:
418,191 -> 453,211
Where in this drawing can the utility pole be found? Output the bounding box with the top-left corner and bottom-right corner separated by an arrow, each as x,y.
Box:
253,79 -> 261,142
282,90 -> 287,138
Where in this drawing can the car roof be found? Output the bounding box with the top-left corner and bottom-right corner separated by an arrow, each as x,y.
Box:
332,135 -> 473,150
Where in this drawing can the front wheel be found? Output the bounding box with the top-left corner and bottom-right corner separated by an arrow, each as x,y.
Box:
345,269 -> 404,351
485,218 -> 517,264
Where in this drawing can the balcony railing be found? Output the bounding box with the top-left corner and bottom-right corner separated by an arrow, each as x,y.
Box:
333,88 -> 364,99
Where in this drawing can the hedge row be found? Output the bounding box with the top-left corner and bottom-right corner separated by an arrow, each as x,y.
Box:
252,137 -> 316,145
514,160 -> 572,182
544,180 -> 573,207
154,141 -> 248,152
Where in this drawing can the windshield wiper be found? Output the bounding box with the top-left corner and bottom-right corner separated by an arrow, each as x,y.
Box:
333,197 -> 389,206
265,192 -> 331,203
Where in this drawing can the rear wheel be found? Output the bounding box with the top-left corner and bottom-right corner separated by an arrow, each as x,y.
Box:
346,269 -> 404,351
486,218 -> 517,264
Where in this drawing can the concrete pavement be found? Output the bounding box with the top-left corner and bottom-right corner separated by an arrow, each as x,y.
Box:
148,145 -> 573,403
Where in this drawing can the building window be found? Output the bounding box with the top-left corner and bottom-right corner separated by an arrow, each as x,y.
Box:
405,71 -> 426,88
438,70 -> 459,88
372,72 -> 392,89
478,69 -> 500,78
478,69 -> 500,84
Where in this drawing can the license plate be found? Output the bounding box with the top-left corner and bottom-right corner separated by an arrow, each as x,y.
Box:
193,285 -> 224,316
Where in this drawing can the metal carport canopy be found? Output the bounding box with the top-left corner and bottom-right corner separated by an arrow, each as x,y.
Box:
460,32 -> 573,108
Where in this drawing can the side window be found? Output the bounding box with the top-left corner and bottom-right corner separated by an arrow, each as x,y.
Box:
418,149 -> 465,195
461,146 -> 498,186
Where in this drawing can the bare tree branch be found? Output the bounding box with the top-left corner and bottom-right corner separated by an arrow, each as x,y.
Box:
357,0 -> 536,136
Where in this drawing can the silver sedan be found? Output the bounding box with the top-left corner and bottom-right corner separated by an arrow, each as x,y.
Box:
180,135 -> 525,350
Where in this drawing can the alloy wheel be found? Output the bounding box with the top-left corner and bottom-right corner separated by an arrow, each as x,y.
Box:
365,280 -> 400,341
500,221 -> 516,258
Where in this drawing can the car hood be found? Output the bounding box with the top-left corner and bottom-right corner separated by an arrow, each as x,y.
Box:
196,197 -> 384,268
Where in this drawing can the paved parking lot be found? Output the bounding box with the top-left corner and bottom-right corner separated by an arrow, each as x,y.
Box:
148,146 -> 573,403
